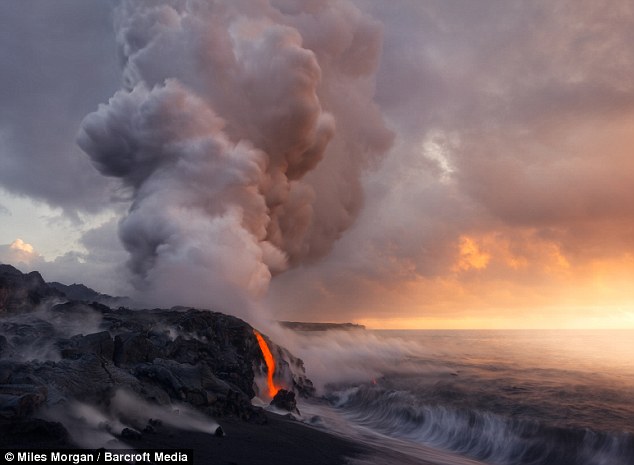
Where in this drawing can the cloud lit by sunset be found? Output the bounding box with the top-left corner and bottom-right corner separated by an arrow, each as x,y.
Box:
10,238 -> 34,255
1,0 -> 634,329
0,238 -> 39,266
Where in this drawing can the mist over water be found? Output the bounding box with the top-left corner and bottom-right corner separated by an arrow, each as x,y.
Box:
292,329 -> 634,465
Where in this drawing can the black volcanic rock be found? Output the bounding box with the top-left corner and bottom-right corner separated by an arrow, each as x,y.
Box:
264,341 -> 315,399
72,331 -> 115,360
48,281 -> 133,308
0,383 -> 47,419
113,332 -> 160,366
270,389 -> 299,414
120,427 -> 142,440
0,264 -> 64,314
0,335 -> 7,358
0,265 -> 315,447
0,418 -> 70,448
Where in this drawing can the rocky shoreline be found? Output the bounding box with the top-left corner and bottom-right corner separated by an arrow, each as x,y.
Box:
0,264 -> 363,464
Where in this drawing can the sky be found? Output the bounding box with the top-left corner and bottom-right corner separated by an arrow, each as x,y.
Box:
1,0 -> 634,329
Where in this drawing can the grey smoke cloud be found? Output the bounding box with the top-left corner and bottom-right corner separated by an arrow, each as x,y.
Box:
78,0 -> 392,314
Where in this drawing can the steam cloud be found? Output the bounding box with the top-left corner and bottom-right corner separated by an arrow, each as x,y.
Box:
46,390 -> 220,448
268,325 -> 436,392
78,0 -> 392,313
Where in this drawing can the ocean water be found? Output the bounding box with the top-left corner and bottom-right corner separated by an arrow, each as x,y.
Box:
295,330 -> 634,465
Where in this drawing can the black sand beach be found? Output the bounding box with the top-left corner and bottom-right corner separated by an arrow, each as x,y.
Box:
0,412 -> 365,465
125,411 -> 365,465
126,411 -> 467,465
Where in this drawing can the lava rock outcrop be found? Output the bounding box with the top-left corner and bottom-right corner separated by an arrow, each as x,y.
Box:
0,264 -> 314,446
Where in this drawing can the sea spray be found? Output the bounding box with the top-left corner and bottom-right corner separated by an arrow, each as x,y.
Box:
287,329 -> 634,465
327,382 -> 634,465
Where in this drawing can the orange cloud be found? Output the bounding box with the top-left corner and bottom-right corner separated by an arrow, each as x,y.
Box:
276,225 -> 634,329
455,236 -> 490,271
10,238 -> 34,254
1,238 -> 40,266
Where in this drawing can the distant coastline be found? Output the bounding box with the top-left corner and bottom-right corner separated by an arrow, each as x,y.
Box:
278,321 -> 365,331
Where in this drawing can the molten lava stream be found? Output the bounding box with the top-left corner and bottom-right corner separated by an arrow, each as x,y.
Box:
253,329 -> 282,398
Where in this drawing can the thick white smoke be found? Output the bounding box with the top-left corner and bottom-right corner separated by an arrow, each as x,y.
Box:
78,0 -> 392,314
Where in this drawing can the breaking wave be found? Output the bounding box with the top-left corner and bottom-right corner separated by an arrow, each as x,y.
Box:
328,383 -> 634,465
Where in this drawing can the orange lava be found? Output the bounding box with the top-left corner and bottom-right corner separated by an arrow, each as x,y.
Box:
253,329 -> 281,397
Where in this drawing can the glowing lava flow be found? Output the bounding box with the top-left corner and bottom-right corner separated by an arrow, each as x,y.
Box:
253,329 -> 281,397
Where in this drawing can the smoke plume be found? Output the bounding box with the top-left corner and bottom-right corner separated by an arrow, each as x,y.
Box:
78,0 -> 392,314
